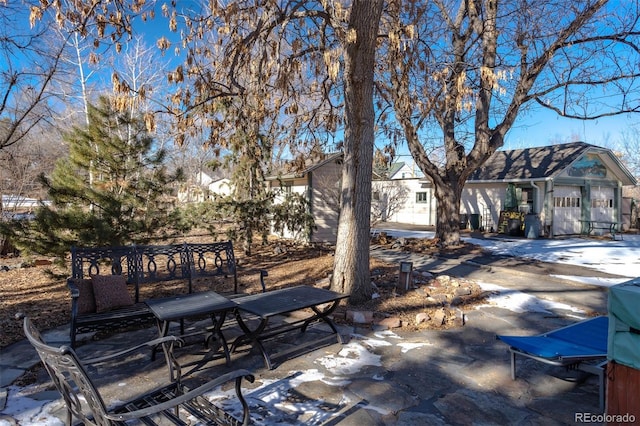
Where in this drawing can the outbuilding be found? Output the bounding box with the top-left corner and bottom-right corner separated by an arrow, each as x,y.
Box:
463,142 -> 637,237
376,142 -> 637,237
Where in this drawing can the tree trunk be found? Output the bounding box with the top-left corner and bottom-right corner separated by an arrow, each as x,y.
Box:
331,0 -> 383,305
434,178 -> 464,246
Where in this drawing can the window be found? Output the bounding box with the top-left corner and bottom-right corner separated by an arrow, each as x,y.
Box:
416,192 -> 428,203
591,198 -> 613,208
554,197 -> 580,208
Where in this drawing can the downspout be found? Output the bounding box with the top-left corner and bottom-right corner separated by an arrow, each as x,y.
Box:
530,180 -> 541,238
530,180 -> 539,213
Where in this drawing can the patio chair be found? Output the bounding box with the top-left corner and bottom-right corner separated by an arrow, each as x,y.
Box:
496,316 -> 608,411
24,317 -> 255,425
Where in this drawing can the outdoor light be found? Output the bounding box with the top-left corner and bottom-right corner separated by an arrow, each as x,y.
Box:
399,261 -> 413,291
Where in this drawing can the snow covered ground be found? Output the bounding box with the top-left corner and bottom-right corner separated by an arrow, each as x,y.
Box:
379,228 -> 640,282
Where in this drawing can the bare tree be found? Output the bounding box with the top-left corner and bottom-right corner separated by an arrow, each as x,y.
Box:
379,0 -> 640,246
0,2 -> 69,151
615,126 -> 640,178
371,180 -> 410,225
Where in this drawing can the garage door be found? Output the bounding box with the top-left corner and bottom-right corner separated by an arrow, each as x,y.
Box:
553,186 -> 582,235
590,186 -> 615,223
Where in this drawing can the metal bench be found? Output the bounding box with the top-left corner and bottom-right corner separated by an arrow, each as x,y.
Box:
68,241 -> 241,348
580,220 -> 622,240
24,316 -> 254,425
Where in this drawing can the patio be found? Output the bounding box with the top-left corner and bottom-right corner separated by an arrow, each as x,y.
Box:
2,271 -> 606,425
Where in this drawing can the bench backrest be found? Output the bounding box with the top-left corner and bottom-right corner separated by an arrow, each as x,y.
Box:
187,241 -> 238,293
132,243 -> 191,300
24,317 -> 112,424
71,245 -> 134,282
70,241 -> 239,302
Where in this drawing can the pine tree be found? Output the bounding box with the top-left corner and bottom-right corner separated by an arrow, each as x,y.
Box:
3,96 -> 184,257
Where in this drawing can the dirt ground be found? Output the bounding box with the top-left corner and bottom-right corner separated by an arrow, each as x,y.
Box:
0,233 -> 488,350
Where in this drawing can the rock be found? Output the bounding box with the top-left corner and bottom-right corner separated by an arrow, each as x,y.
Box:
432,308 -> 447,326
455,286 -> 472,296
416,312 -> 430,324
429,294 -> 448,305
347,310 -> 373,324
391,237 -> 407,249
315,277 -> 330,287
450,296 -> 464,306
377,317 -> 402,329
435,275 -> 451,285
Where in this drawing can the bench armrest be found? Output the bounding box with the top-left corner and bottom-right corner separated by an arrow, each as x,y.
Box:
104,369 -> 255,424
259,269 -> 268,293
67,278 -> 80,299
82,335 -> 183,364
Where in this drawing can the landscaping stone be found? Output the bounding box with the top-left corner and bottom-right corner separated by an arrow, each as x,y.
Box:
415,312 -> 430,324
432,308 -> 447,325
346,310 -> 373,324
376,317 -> 402,329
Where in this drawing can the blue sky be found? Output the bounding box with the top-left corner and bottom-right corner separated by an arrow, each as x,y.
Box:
504,108 -> 636,150
127,5 -> 639,155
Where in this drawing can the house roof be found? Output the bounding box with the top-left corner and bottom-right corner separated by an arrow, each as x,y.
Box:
468,142 -> 637,185
266,152 -> 343,180
388,162 -> 406,178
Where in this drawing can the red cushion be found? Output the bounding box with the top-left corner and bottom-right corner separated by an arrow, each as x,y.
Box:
73,278 -> 96,314
91,275 -> 134,313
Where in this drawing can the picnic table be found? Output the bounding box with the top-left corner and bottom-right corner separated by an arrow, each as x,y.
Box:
231,285 -> 349,369
145,291 -> 237,365
579,220 -> 622,240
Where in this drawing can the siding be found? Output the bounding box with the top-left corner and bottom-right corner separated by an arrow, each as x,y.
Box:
310,161 -> 342,243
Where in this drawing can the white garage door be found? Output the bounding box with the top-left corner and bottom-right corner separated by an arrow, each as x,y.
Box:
590,187 -> 615,223
553,186 -> 582,235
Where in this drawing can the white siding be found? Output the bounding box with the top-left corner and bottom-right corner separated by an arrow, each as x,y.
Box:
461,183 -> 506,231
310,161 -> 341,243
269,159 -> 342,243
373,179 -> 435,226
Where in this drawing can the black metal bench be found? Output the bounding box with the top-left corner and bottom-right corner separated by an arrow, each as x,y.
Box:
24,316 -> 254,425
68,241 -> 241,348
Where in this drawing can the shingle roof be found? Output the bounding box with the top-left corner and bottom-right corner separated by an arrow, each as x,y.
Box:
468,142 -> 592,181
388,162 -> 405,177
266,152 -> 343,180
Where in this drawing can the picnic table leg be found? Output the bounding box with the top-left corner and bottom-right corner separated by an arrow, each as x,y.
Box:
231,312 -> 273,369
205,311 -> 232,366
151,318 -> 170,361
307,301 -> 345,344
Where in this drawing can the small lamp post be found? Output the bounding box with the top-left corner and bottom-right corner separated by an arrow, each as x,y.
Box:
399,261 -> 413,292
